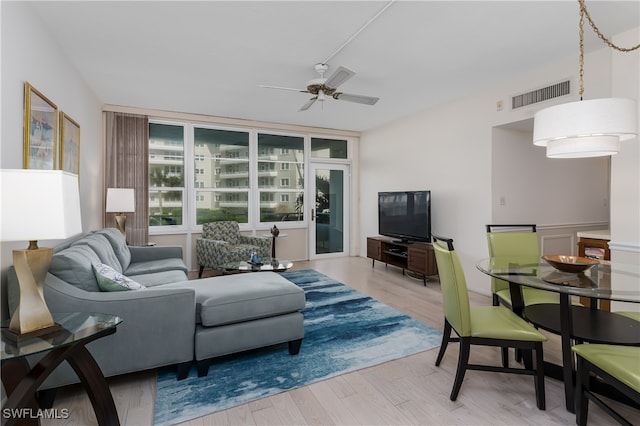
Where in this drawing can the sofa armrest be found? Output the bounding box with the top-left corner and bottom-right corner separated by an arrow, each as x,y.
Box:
129,245 -> 183,263
34,273 -> 196,389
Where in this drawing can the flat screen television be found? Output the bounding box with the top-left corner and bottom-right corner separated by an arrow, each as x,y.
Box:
378,190 -> 431,243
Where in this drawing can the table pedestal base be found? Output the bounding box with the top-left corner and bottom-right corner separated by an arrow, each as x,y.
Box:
2,332 -> 119,426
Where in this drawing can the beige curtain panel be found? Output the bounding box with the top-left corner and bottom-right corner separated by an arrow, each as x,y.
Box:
104,111 -> 149,246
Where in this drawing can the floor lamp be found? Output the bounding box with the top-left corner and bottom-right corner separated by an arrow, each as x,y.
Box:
106,188 -> 135,239
1,169 -> 83,340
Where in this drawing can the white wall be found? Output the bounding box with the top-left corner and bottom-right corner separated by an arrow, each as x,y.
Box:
1,2 -> 103,317
359,33 -> 638,296
491,126 -> 609,226
610,28 -> 640,264
360,96 -> 493,292
609,28 -> 640,313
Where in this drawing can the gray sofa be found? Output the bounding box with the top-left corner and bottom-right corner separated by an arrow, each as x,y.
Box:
7,228 -> 305,391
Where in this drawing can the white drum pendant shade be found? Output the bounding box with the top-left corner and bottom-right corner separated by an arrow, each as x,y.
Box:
546,135 -> 620,158
533,98 -> 638,157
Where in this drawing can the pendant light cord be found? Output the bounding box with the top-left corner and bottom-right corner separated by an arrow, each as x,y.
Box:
578,0 -> 640,99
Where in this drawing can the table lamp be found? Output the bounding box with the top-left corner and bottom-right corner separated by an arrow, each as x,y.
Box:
1,169 -> 83,339
106,188 -> 135,238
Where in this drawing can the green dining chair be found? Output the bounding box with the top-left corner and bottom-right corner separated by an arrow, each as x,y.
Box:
486,224 -> 562,307
573,344 -> 640,426
432,235 -> 547,409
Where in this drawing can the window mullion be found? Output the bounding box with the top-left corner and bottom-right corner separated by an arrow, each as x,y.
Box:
184,123 -> 195,229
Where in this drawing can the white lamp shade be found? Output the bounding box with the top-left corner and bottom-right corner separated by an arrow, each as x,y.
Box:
546,135 -> 621,158
1,169 -> 83,242
533,98 -> 638,146
106,188 -> 135,213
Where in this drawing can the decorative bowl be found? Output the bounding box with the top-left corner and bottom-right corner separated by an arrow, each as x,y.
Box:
542,255 -> 599,273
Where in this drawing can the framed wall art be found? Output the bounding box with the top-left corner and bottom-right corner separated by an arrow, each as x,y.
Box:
59,112 -> 80,175
23,82 -> 58,170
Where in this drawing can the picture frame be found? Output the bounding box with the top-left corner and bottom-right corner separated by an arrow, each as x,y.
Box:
59,112 -> 80,175
23,82 -> 58,170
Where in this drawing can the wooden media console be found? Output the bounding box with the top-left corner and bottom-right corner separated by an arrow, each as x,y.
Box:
366,236 -> 438,285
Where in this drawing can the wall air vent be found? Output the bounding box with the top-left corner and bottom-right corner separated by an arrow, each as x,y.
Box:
511,80 -> 570,110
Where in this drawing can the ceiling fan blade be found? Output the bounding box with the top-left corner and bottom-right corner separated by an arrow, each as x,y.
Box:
259,84 -> 307,93
299,97 -> 317,111
334,92 -> 379,105
324,66 -> 355,89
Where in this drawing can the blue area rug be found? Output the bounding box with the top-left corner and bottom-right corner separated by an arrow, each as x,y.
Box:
154,269 -> 442,425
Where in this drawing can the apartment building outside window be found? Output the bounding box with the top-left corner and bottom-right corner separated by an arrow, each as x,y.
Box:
258,133 -> 304,222
149,123 -> 184,226
194,127 -> 250,224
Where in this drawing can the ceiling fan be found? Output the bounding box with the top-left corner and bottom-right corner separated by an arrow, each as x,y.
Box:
260,63 -> 380,111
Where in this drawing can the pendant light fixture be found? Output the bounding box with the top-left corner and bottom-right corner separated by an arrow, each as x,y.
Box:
533,0 -> 639,158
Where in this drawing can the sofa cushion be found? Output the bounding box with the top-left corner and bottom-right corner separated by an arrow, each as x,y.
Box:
128,270 -> 189,287
163,272 -> 305,327
93,228 -> 131,270
124,258 -> 188,276
72,234 -> 123,273
93,263 -> 146,291
49,245 -> 102,292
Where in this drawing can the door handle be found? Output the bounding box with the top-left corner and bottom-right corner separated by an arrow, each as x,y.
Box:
311,209 -> 315,221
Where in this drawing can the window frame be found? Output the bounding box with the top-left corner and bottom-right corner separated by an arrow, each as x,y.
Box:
148,120 -> 188,233
148,121 -> 352,235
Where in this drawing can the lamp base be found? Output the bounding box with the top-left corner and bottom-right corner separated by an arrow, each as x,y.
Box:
114,213 -> 127,239
2,323 -> 63,343
8,246 -> 56,336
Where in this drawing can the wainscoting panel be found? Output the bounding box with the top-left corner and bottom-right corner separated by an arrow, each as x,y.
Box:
537,222 -> 609,256
540,233 -> 575,255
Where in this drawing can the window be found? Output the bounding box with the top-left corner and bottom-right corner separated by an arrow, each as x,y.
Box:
149,123 -> 185,227
311,137 -> 348,159
148,121 -> 344,230
193,127 -> 250,224
258,133 -> 304,222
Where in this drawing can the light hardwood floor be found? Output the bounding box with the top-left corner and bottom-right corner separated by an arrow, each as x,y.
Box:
43,256 -> 639,425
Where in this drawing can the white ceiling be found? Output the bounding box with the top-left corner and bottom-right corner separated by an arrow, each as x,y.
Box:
28,1 -> 640,132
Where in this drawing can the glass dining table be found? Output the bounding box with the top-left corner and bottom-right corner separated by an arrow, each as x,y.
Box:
476,257 -> 640,413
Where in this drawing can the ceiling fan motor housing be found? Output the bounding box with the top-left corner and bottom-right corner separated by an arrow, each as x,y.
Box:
306,81 -> 336,97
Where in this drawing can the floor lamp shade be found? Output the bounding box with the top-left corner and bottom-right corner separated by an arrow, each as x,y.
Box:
106,188 -> 135,238
0,169 -> 83,337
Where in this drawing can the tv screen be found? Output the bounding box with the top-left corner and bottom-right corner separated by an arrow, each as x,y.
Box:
378,191 -> 431,242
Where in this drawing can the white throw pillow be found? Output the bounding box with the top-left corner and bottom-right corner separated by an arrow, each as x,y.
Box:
93,263 -> 146,291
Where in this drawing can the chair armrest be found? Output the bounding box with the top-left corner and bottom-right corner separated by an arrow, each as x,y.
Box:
195,238 -> 229,268
239,235 -> 272,259
129,245 -> 184,263
239,235 -> 272,250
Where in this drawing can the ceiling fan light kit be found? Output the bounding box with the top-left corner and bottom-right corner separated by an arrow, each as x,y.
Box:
533,0 -> 639,158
